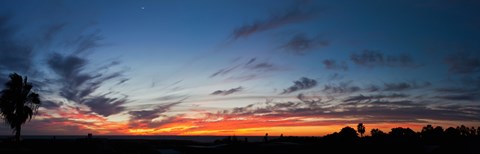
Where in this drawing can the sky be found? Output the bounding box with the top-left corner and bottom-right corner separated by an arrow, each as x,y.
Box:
0,0 -> 479,136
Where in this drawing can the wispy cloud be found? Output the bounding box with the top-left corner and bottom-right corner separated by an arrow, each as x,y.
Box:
128,102 -> 181,128
343,93 -> 409,103
435,94 -> 477,101
69,31 -> 104,55
327,73 -> 344,81
210,65 -> 240,78
47,52 -> 128,116
322,59 -> 348,71
280,33 -> 329,55
210,58 -> 283,81
43,23 -> 66,41
211,86 -> 243,96
231,1 -> 315,39
210,94 -> 480,125
244,58 -> 282,72
322,81 -> 360,94
383,81 -> 431,91
84,95 -> 127,117
281,77 -> 317,94
45,29 -> 129,117
41,100 -> 63,109
350,50 -> 419,68
445,52 -> 480,74
0,15 -> 34,76
224,75 -> 260,82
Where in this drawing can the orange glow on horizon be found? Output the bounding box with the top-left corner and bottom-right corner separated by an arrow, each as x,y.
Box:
30,107 -> 472,136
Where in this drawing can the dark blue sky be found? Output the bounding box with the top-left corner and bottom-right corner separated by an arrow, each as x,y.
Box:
0,0 -> 479,135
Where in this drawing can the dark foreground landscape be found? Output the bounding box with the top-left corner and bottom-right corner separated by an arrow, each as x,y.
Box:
1,125 -> 480,154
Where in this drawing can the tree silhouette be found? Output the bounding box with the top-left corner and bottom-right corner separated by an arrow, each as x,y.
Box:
0,73 -> 41,141
469,126 -> 476,136
389,127 -> 417,140
477,127 -> 480,136
370,128 -> 386,137
458,125 -> 469,136
445,127 -> 460,138
339,126 -> 358,139
421,124 -> 434,139
357,123 -> 365,137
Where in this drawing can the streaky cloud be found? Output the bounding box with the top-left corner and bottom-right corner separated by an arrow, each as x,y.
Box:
322,81 -> 360,94
435,93 -> 478,101
43,23 -> 67,41
128,102 -> 182,128
70,32 -> 104,54
322,59 -> 348,71
211,94 -> 480,124
231,1 -> 315,39
383,81 -> 431,91
211,86 -> 243,96
343,93 -> 409,103
209,65 -> 239,78
327,73 -> 344,81
280,33 -> 329,55
350,50 -> 419,68
40,25 -> 129,117
0,15 -> 34,77
445,52 -> 480,74
41,100 -> 63,109
281,77 -> 317,94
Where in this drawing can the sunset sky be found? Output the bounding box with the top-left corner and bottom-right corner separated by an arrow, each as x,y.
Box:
0,0 -> 479,136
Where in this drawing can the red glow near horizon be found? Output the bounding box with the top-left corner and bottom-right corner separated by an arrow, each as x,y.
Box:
24,107 -> 450,136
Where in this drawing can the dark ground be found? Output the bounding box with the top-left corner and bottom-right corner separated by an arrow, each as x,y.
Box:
0,136 -> 479,154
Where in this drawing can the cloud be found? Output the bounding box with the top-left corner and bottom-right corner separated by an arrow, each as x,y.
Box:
245,60 -> 282,72
281,77 -> 317,94
231,1 -> 315,39
128,102 -> 181,127
435,87 -> 475,93
43,23 -> 66,41
210,58 -> 283,79
69,32 -> 104,54
46,51 -> 128,116
321,81 -> 430,94
245,58 -> 256,66
343,93 -> 409,103
0,15 -> 34,76
460,76 -> 480,87
322,59 -> 348,71
41,100 -> 63,109
84,95 -> 127,117
435,94 -> 476,101
350,50 -> 418,68
365,85 -> 381,92
280,33 -> 329,55
209,65 -> 239,78
224,75 -> 259,82
327,73 -> 344,81
244,58 -> 283,72
281,33 -> 330,55
322,81 -> 361,94
211,86 -> 243,96
211,94 -> 480,125
155,94 -> 189,101
297,93 -> 334,108
383,81 -> 431,91
445,52 -> 480,74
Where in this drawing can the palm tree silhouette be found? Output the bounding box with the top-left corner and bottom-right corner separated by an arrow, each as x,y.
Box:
0,73 -> 41,141
357,123 -> 365,137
